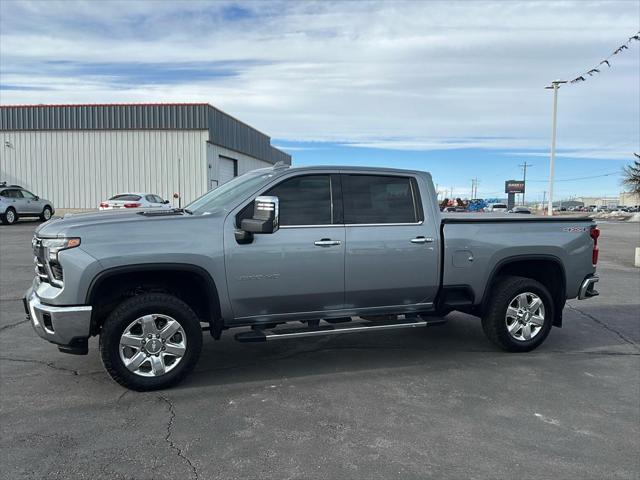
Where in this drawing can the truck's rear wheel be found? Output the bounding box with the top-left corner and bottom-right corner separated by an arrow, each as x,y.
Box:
481,276 -> 553,352
99,293 -> 202,391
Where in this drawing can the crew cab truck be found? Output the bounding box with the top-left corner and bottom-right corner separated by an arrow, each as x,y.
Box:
24,165 -> 600,390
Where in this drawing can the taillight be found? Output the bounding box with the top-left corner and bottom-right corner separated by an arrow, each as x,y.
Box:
124,202 -> 141,208
590,226 -> 600,265
99,202 -> 108,208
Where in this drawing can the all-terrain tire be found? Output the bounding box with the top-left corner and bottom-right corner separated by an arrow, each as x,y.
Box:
481,275 -> 554,352
99,293 -> 203,391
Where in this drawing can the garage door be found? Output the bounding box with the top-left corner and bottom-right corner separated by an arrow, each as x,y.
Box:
219,157 -> 237,185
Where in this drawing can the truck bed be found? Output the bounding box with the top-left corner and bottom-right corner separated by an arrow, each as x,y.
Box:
440,214 -> 596,306
441,213 -> 593,223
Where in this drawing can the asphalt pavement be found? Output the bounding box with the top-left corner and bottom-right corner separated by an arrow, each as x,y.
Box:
1,219 -> 639,480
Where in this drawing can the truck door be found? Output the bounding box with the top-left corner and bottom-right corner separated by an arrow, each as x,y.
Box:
342,174 -> 439,309
225,174 -> 345,320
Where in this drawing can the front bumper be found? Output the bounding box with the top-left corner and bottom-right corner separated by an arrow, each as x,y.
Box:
578,275 -> 599,300
23,287 -> 92,347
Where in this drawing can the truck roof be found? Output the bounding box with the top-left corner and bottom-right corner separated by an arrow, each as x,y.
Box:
281,164 -> 432,176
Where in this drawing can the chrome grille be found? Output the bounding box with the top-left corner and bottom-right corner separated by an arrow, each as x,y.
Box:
32,236 -> 52,284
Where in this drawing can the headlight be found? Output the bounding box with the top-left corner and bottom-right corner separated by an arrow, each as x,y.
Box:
42,237 -> 81,262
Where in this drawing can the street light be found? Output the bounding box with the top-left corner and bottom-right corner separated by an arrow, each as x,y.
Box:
544,80 -> 567,216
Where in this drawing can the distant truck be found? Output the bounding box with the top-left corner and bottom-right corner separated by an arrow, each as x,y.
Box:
24,165 -> 600,390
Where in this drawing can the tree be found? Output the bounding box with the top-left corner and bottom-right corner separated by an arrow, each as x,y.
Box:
623,155 -> 640,195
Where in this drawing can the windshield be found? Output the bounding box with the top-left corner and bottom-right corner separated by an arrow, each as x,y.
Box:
187,171 -> 274,214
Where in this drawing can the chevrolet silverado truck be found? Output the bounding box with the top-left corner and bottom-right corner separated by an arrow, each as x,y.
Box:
24,165 -> 600,390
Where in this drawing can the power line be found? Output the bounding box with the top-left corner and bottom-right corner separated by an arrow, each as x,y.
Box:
527,171 -> 619,183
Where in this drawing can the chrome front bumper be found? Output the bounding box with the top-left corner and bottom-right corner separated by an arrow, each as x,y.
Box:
23,288 -> 92,346
578,275 -> 599,300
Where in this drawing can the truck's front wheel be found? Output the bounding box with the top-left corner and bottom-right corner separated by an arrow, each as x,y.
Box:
481,276 -> 554,352
99,293 -> 203,391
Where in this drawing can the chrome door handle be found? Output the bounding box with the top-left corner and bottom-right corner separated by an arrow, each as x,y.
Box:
411,236 -> 433,244
314,239 -> 342,247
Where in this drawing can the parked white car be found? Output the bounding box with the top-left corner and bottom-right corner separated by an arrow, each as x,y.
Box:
98,193 -> 172,210
488,203 -> 508,212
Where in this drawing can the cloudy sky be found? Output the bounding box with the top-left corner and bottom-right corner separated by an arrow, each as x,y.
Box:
1,0 -> 638,200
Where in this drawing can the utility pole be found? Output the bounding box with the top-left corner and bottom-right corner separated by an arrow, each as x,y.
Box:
518,162 -> 532,205
470,177 -> 479,200
542,191 -> 546,213
545,80 -> 567,216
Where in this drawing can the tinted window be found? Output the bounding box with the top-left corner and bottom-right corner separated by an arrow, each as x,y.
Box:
343,175 -> 418,224
110,194 -> 142,201
145,195 -> 156,203
154,195 -> 164,203
21,190 -> 36,199
1,189 -> 22,198
265,175 -> 332,225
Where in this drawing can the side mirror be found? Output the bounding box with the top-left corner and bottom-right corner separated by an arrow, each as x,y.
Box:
163,200 -> 170,204
235,196 -> 279,244
241,196 -> 279,234
35,196 -> 40,201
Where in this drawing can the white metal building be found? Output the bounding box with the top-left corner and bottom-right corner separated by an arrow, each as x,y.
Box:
0,103 -> 291,209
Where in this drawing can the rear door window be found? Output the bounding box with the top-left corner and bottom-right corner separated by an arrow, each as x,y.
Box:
342,175 -> 420,224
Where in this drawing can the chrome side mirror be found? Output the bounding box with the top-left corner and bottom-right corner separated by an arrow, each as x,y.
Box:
235,196 -> 280,244
241,196 -> 279,234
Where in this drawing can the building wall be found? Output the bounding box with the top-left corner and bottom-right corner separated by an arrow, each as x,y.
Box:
1,129 -> 209,209
205,142 -> 274,190
0,104 -> 291,165
619,191 -> 640,207
574,196 -> 619,208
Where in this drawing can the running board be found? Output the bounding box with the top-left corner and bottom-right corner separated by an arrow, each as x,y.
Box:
235,317 -> 446,343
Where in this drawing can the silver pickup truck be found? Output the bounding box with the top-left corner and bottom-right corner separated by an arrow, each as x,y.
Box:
24,165 -> 600,390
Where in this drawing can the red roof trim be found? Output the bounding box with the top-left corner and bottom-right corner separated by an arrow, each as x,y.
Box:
0,102 -> 210,108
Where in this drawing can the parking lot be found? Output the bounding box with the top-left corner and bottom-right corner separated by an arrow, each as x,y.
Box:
1,220 -> 638,480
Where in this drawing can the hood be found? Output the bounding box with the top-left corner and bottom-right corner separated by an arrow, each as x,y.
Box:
35,208 -> 225,238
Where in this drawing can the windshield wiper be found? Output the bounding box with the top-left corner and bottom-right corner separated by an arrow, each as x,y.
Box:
174,208 -> 193,215
137,208 -> 193,217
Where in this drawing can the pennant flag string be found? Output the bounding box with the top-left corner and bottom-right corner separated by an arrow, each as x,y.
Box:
569,31 -> 639,84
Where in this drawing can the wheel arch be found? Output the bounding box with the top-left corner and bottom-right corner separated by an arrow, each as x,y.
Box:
481,255 -> 566,327
86,263 -> 222,338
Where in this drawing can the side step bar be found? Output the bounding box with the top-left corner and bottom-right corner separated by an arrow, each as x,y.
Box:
235,317 -> 446,343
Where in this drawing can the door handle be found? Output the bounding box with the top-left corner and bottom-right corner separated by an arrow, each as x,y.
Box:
314,239 -> 342,247
411,236 -> 433,244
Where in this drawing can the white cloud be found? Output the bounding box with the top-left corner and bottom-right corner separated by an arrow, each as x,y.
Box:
1,0 -> 638,159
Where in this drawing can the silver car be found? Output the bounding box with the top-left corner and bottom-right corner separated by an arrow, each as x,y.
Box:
0,184 -> 54,225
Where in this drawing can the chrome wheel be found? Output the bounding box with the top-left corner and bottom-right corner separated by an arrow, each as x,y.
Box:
119,314 -> 187,377
505,292 -> 545,341
43,208 -> 51,220
6,209 -> 16,224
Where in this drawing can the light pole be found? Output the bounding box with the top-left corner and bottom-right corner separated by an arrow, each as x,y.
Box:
545,80 -> 567,215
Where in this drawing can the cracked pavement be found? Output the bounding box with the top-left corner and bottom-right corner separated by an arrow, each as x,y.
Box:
1,220 -> 639,479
